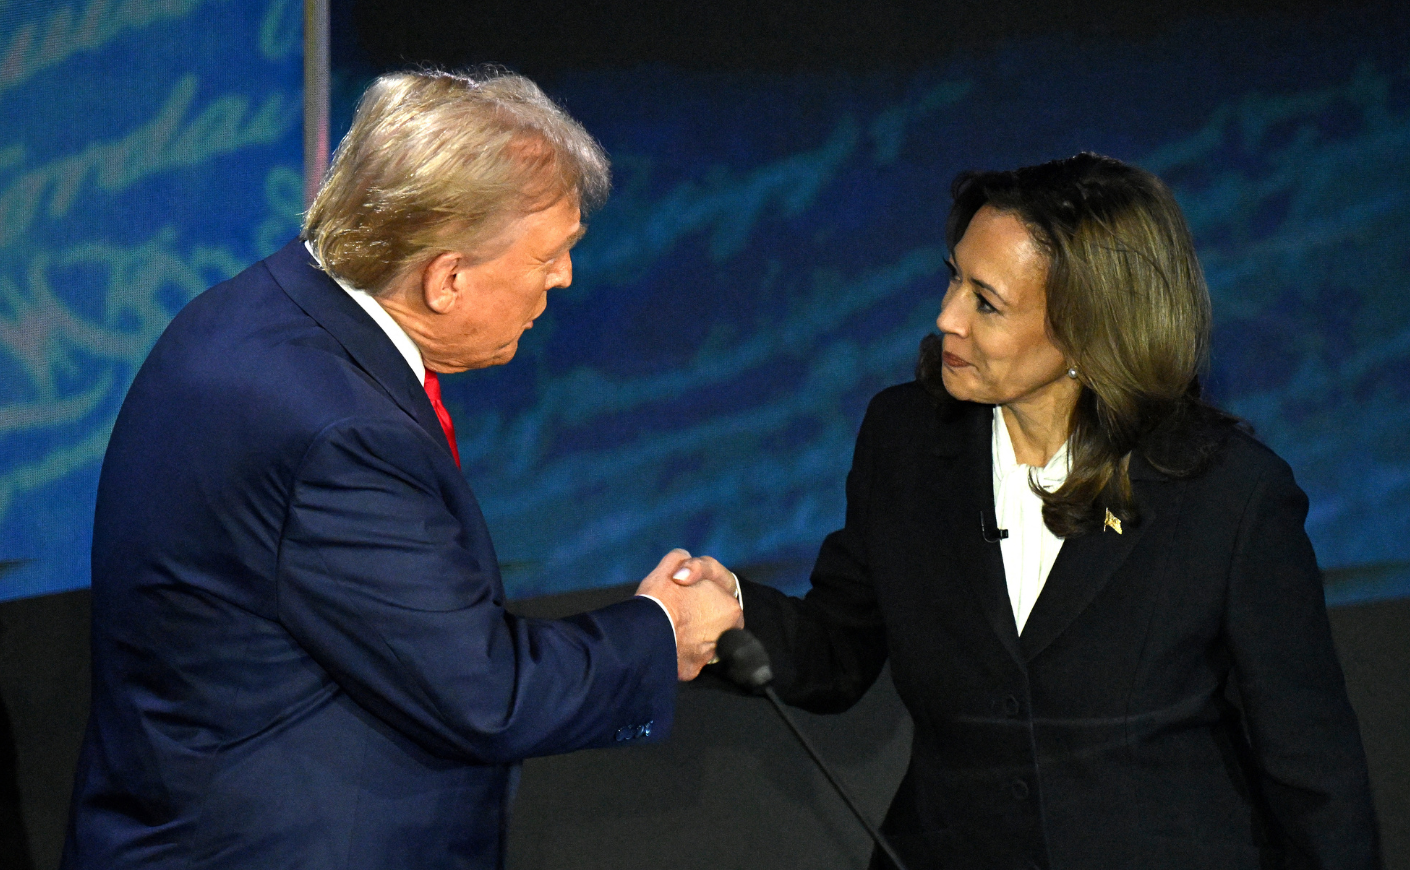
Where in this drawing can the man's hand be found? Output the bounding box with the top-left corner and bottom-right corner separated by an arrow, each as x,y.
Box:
636,550 -> 744,680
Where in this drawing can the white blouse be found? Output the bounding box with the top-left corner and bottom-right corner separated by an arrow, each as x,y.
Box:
991,406 -> 1070,634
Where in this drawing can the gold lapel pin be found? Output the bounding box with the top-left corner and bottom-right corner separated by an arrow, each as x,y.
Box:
1103,509 -> 1123,535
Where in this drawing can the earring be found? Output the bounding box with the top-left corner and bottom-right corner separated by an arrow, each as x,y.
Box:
1067,366 -> 1078,379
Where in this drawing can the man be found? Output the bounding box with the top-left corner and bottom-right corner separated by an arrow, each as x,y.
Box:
62,70 -> 741,870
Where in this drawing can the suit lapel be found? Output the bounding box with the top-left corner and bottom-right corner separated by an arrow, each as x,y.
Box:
1017,458 -> 1172,661
263,239 -> 450,458
931,403 -> 1024,666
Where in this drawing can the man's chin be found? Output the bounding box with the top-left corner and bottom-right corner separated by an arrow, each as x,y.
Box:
456,338 -> 522,371
489,341 -> 520,366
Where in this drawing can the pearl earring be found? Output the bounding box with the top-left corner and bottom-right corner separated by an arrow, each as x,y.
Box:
1067,366 -> 1078,379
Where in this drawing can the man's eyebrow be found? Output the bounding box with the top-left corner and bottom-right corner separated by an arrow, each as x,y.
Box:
564,225 -> 588,249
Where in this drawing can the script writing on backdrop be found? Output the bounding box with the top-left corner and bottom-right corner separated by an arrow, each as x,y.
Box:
0,0 -> 302,601
1,5 -> 1406,606
423,17 -> 1410,604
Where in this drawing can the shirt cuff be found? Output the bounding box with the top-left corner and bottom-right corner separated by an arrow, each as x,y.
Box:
635,594 -> 676,646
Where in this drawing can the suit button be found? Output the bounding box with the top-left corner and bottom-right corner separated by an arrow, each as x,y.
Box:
1010,779 -> 1029,800
1002,695 -> 1020,717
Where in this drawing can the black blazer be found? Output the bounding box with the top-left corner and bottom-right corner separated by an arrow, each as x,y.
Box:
742,382 -> 1380,870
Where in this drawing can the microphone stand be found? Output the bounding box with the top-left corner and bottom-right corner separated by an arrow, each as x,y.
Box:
718,628 -> 909,870
760,686 -> 911,870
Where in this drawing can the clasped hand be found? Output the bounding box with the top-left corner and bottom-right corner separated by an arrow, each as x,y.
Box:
636,549 -> 742,680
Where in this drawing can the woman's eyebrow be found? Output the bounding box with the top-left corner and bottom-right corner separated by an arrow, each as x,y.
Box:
969,273 -> 1007,305
949,256 -> 1007,306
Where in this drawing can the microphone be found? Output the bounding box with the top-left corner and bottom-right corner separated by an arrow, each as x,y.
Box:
715,629 -> 910,870
715,627 -> 773,690
979,510 -> 1008,543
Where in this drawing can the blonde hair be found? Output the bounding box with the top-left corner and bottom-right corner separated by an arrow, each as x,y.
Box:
302,68 -> 610,294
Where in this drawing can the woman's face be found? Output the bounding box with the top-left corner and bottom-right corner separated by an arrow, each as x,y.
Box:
936,205 -> 1076,415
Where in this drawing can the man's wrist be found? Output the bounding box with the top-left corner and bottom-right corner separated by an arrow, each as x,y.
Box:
635,594 -> 677,646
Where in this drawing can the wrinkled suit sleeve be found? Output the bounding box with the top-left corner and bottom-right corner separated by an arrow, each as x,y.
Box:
275,415 -> 677,762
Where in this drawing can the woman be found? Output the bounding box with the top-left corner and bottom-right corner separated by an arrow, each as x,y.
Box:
693,154 -> 1381,868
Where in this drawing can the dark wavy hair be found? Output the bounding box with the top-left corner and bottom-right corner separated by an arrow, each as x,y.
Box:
917,153 -> 1238,536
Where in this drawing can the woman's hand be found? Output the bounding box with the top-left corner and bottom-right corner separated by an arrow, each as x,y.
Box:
670,555 -> 739,599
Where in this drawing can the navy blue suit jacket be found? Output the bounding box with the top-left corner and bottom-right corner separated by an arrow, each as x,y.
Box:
62,240 -> 677,870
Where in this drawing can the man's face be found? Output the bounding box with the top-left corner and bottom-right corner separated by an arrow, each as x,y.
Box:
436,196 -> 584,371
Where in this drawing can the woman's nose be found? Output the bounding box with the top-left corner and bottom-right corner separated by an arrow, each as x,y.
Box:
936,290 -> 965,336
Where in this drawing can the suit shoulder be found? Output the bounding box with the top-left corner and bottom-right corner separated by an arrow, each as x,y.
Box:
855,382 -> 929,443
862,381 -> 986,439
1170,423 -> 1303,511
163,239 -> 311,331
849,383 -> 988,471
863,381 -> 952,423
1215,426 -> 1299,486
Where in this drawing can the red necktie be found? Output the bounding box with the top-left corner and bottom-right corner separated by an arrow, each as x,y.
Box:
422,370 -> 461,467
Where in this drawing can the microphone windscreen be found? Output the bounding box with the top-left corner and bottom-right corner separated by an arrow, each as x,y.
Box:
716,628 -> 774,689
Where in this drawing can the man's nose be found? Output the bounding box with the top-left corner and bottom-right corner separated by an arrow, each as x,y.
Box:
548,253 -> 573,290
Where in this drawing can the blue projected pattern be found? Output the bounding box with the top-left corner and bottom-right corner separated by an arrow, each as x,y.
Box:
2,8 -> 1407,606
434,22 -> 1410,603
0,0 -> 303,601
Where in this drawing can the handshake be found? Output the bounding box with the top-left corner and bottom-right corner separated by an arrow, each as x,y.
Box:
636,549 -> 744,681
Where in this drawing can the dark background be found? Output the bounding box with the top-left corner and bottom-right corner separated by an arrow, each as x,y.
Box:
3,586 -> 1405,869
348,0 -> 1377,74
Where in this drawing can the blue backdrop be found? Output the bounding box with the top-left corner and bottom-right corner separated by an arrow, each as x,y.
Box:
434,12 -> 1410,604
2,3 -> 1406,606
0,0 -> 303,601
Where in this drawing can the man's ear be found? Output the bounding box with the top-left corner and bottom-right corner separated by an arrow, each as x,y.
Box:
421,251 -> 465,315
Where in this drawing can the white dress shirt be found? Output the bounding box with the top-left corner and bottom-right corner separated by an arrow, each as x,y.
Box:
305,241 -> 425,384
992,406 -> 1070,634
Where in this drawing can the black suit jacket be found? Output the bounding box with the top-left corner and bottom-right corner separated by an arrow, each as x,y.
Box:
742,382 -> 1380,870
63,240 -> 677,870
